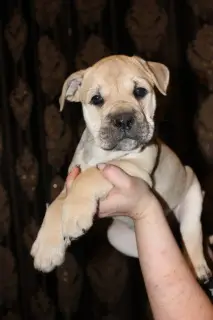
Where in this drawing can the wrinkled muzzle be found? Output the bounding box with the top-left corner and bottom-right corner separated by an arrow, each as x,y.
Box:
98,107 -> 154,151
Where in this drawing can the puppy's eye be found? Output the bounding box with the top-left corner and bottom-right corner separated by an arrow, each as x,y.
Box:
133,87 -> 148,99
90,94 -> 104,106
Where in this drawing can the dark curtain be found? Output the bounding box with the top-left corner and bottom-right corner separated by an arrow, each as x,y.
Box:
1,0 -> 213,319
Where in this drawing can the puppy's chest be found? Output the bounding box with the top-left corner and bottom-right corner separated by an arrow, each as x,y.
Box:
76,146 -> 132,171
79,156 -> 109,170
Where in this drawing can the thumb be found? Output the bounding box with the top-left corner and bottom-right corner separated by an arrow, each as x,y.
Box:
97,163 -> 131,189
66,166 -> 81,189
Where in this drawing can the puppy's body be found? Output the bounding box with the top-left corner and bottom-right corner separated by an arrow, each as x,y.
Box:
31,55 -> 211,280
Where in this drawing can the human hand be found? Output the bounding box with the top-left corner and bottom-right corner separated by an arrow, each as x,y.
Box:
66,166 -> 81,189
96,164 -> 156,220
67,164 -> 157,220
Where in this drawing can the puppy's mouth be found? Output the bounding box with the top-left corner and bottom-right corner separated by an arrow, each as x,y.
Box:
101,137 -> 148,151
101,136 -> 139,151
114,137 -> 139,151
99,123 -> 153,151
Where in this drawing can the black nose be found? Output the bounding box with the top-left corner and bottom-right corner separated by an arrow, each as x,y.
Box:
112,113 -> 135,130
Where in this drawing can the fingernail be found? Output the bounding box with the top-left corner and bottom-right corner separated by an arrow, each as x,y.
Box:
97,163 -> 106,170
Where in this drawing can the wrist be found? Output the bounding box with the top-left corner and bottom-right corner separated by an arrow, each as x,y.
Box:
133,196 -> 163,222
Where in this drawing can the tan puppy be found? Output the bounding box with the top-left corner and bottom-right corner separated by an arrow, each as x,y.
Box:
31,55 -> 211,281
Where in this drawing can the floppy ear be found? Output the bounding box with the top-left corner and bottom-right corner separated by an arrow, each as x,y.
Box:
132,56 -> 170,95
59,69 -> 86,111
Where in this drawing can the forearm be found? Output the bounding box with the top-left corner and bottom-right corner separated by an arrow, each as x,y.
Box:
134,200 -> 213,320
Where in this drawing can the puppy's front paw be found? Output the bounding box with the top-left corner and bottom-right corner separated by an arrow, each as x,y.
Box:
62,199 -> 95,240
194,259 -> 212,282
31,226 -> 68,272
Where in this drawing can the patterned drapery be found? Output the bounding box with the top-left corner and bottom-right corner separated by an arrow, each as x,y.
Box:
1,1 -> 213,319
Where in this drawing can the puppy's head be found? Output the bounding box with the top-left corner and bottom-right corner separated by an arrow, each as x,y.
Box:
60,55 -> 169,151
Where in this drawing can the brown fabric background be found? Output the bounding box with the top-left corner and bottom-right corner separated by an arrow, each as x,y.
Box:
1,0 -> 213,319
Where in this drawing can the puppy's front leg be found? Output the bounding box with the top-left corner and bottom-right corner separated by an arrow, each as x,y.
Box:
62,161 -> 152,240
62,167 -> 113,239
31,188 -> 69,272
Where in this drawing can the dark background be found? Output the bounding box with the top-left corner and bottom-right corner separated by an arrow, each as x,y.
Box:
1,0 -> 213,319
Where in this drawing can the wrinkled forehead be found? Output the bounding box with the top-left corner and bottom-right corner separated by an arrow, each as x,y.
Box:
81,58 -> 152,98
